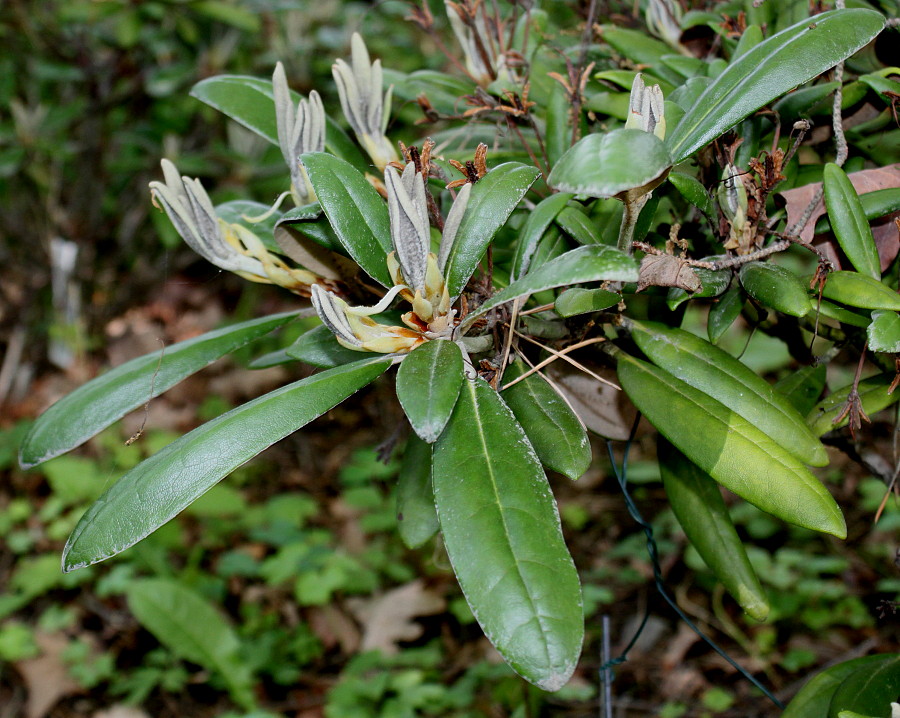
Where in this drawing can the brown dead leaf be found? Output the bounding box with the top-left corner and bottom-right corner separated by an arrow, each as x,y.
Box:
636,253 -> 702,293
546,361 -> 637,441
346,580 -> 445,655
307,605 -> 361,654
15,633 -> 80,718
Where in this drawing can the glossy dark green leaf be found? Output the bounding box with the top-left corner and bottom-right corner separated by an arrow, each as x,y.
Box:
813,297 -> 872,328
396,435 -> 438,549
807,373 -> 900,436
868,310 -> 900,353
20,312 -> 300,469
668,171 -> 716,220
215,200 -> 281,253
549,129 -> 673,200
189,75 -> 366,169
461,245 -> 638,331
62,358 -> 391,571
815,188 -> 900,234
666,10 -> 886,163
299,152 -> 392,287
708,285 -> 744,344
739,262 -> 811,317
545,81 -> 571,167
555,288 -> 621,317
772,82 -> 840,122
443,162 -> 541,298
555,206 -> 600,245
666,265 -> 731,310
501,360 -> 591,480
822,271 -> 900,312
286,324 -> 367,368
247,347 -> 296,369
823,163 -> 880,279
782,654 -> 898,718
658,439 -> 768,621
616,352 -> 845,537
829,655 -> 900,717
631,321 -> 827,466
511,192 -> 574,280
275,202 -> 343,253
433,377 -> 583,691
775,364 -> 827,416
396,340 -> 465,443
127,578 -> 255,709
600,26 -> 683,85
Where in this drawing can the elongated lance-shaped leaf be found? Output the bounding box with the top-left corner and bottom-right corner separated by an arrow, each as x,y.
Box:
501,359 -> 591,480
442,162 -> 540,298
823,163 -> 880,279
286,324 -> 366,368
62,357 -> 391,572
190,75 -> 366,170
460,245 -> 638,332
616,352 -> 846,537
775,364 -> 827,416
630,321 -> 827,466
299,152 -> 392,287
666,9 -> 886,163
511,192 -> 573,281
396,339 -> 465,443
433,377 -> 583,691
658,440 -> 768,621
20,311 -> 302,469
396,435 -> 439,549
821,270 -> 900,311
807,373 -> 900,437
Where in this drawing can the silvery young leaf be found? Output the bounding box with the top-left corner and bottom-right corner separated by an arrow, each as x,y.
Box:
62,357 -> 390,571
396,435 -> 439,549
433,377 -> 583,691
396,339 -> 465,443
666,9 -> 886,163
20,311 -> 301,469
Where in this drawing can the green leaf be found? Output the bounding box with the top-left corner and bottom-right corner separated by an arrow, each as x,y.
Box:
829,655 -> 900,718
668,171 -> 716,220
275,202 -> 344,254
286,324 -> 366,368
823,163 -> 881,279
396,340 -> 465,443
630,321 -> 827,466
739,262 -> 811,317
658,439 -> 768,621
189,75 -> 365,169
443,162 -> 540,298
20,312 -> 300,469
807,373 -> 900,436
127,578 -> 256,709
62,358 -> 390,571
555,288 -> 621,317
783,654 -> 898,718
616,352 -> 845,537
822,271 -> 900,312
555,206 -> 601,245
433,377 -> 583,691
548,129 -> 673,200
511,192 -> 574,280
299,152 -> 392,287
666,9 -> 886,163
215,200 -> 281,254
396,435 -> 439,549
775,364 -> 827,416
813,297 -> 872,328
868,310 -> 900,353
501,360 -> 592,480
599,26 -> 683,85
461,245 -> 638,331
545,81 -> 572,167
815,188 -> 900,234
708,285 -> 744,344
666,265 -> 731,310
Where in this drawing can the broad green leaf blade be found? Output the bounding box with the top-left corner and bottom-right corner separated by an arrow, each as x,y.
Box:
616,352 -> 845,537
783,655 -> 898,718
286,323 -> 367,368
299,152 -> 392,287
555,206 -> 600,245
396,340 -> 465,443
461,245 -> 638,331
433,377 -> 583,691
62,358 -> 391,571
189,75 -> 366,169
396,435 -> 439,549
127,578 -> 256,710
708,285 -> 744,344
548,129 -> 673,199
658,439 -> 768,621
739,262 -> 811,317
630,321 -> 828,466
666,9 -> 886,163
443,162 -> 540,298
511,192 -> 574,280
813,297 -> 872,328
501,360 -> 591,480
829,655 -> 900,718
20,312 -> 301,469
555,287 -> 621,317
668,171 -> 716,220
815,188 -> 900,234
807,373 -> 900,436
868,310 -> 900,353
822,271 -> 900,311
775,364 -> 827,416
823,163 -> 880,279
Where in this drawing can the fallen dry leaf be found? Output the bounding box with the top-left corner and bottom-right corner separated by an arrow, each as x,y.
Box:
547,361 -> 637,441
14,632 -> 81,718
636,253 -> 702,293
346,580 -> 445,655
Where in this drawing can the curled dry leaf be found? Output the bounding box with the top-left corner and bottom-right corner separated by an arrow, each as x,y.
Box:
546,360 -> 637,440
346,580 -> 445,655
636,252 -> 702,293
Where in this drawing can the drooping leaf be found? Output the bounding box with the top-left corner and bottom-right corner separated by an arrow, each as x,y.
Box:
396,340 -> 465,443
823,163 -> 881,279
299,152 -> 392,287
822,271 -> 900,311
442,162 -> 541,298
62,358 -> 391,571
868,310 -> 900,353
396,435 -> 439,549
501,359 -> 592,480
658,439 -> 768,621
807,373 -> 900,436
555,287 -> 621,317
127,578 -> 256,709
775,364 -> 827,416
20,312 -> 301,469
286,323 -> 367,368
461,245 -> 638,331
782,654 -> 898,718
739,262 -> 811,317
666,9 -> 886,163
433,377 -> 583,691
511,192 -> 574,280
828,655 -> 900,718
616,352 -> 845,537
707,285 -> 744,344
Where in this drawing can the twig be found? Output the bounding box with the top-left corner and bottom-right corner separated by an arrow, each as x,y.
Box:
125,339 -> 165,446
504,329 -> 618,390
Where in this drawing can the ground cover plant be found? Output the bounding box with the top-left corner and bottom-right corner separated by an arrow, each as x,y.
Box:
11,0 -> 900,714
